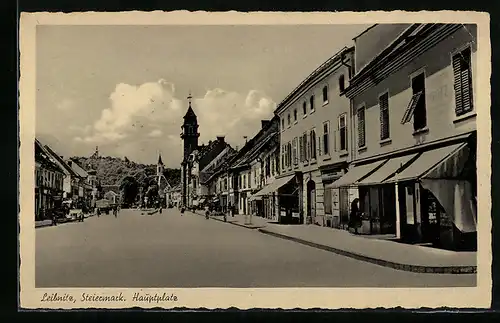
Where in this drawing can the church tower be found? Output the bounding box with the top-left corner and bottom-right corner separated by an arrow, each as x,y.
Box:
157,152 -> 164,178
180,92 -> 199,206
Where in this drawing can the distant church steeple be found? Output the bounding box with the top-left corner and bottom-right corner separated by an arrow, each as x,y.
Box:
180,91 -> 200,206
180,91 -> 200,161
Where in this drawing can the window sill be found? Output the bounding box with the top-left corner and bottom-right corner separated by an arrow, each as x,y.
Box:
379,138 -> 392,146
310,109 -> 316,115
339,151 -> 349,158
302,161 -> 309,166
287,125 -> 291,129
310,159 -> 318,165
293,120 -> 298,125
303,114 -> 307,119
323,155 -> 332,161
322,100 -> 329,107
358,146 -> 367,153
294,165 -> 299,169
453,112 -> 476,124
412,127 -> 429,136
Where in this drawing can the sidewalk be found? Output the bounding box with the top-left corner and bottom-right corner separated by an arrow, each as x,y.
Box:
211,214 -> 272,229
35,220 -> 53,228
259,224 -> 477,274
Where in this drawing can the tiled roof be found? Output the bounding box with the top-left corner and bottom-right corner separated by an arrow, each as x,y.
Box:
68,158 -> 89,178
43,144 -> 81,178
35,139 -> 63,173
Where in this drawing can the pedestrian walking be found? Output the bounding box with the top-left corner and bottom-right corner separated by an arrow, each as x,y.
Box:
113,205 -> 118,218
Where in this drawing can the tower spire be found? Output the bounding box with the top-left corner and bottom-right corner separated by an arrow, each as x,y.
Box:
187,91 -> 192,108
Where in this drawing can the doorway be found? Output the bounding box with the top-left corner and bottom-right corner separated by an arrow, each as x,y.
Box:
306,180 -> 316,222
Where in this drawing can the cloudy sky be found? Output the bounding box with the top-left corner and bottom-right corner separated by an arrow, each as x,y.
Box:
36,24 -> 369,168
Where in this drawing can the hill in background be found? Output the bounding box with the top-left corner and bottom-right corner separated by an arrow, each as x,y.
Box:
71,155 -> 181,188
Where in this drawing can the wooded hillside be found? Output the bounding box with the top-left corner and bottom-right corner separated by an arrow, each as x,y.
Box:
71,155 -> 181,187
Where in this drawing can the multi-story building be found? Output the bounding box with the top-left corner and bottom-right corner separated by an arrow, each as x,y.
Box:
332,24 -> 477,250
274,46 -> 355,226
42,144 -> 83,204
66,158 -> 94,207
227,117 -> 280,217
35,139 -> 65,220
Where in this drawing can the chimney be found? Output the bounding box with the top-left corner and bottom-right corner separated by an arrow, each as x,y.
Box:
67,160 -> 72,167
261,120 -> 270,129
216,136 -> 225,143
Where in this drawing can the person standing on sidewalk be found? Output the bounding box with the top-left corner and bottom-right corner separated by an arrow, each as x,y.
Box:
349,198 -> 361,234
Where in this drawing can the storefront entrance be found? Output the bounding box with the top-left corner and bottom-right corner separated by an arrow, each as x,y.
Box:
306,180 -> 316,224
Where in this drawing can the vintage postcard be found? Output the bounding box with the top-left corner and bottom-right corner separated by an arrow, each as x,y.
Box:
19,11 -> 491,309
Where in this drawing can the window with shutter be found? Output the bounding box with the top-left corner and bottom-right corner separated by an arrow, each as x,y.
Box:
410,72 -> 427,131
299,135 -> 304,162
358,107 -> 366,147
318,135 -> 322,156
293,137 -> 298,165
379,93 -> 390,140
339,114 -> 347,151
310,129 -> 317,159
303,133 -> 308,161
453,47 -> 473,116
323,122 -> 330,155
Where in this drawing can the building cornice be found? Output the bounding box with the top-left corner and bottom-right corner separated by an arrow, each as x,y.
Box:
345,24 -> 462,99
274,46 -> 353,116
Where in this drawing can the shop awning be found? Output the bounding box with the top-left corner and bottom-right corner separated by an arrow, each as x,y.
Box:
357,153 -> 418,186
253,174 -> 296,197
387,143 -> 468,182
248,194 -> 262,201
329,160 -> 386,188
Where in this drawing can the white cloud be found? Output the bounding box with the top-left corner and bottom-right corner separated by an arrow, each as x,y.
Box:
76,79 -> 276,166
148,129 -> 163,137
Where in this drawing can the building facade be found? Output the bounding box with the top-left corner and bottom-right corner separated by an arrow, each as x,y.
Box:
333,23 -> 477,250
35,139 -> 65,220
274,47 -> 355,226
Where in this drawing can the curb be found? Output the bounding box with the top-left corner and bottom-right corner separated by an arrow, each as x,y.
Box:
210,215 -> 265,229
258,228 -> 477,275
35,222 -> 53,228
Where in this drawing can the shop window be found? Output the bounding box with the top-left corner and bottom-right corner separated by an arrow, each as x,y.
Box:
379,93 -> 390,140
357,107 -> 366,147
453,47 -> 474,116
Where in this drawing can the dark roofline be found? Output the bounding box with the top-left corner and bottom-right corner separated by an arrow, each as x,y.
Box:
352,24 -> 378,40
273,46 -> 352,115
42,144 -> 81,178
345,24 -> 434,96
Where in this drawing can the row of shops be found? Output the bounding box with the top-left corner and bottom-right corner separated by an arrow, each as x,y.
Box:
245,132 -> 477,251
